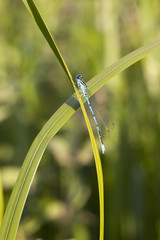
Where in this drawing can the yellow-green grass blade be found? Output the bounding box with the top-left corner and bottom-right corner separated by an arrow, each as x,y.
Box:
0,99 -> 104,240
87,38 -> 160,95
22,0 -> 72,80
0,103 -> 73,240
20,0 -> 104,240
21,1 -> 105,239
76,96 -> 104,240
0,170 -> 4,226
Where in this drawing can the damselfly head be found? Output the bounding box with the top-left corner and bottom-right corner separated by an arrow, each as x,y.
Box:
76,74 -> 84,90
76,74 -> 83,81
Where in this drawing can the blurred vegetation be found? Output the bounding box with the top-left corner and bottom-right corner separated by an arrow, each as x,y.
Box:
0,0 -> 160,239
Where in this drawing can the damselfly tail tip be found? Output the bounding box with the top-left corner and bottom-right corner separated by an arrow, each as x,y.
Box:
101,144 -> 106,154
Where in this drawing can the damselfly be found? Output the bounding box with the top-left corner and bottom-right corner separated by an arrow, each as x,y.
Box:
76,74 -> 106,154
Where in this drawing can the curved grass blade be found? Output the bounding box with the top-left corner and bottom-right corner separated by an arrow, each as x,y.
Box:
21,1 -> 105,239
22,0 -> 72,80
87,38 -> 160,94
0,103 -> 74,240
2,2 -> 105,240
76,96 -> 104,240
0,100 -> 104,240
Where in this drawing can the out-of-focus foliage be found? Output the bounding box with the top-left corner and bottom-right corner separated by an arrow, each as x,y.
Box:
0,170 -> 4,226
0,0 -> 160,240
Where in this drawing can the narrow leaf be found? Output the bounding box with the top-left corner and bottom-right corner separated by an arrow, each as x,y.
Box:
20,1 -> 105,239
22,0 -> 72,80
88,38 -> 160,94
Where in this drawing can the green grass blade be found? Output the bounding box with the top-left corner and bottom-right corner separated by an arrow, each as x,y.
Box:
87,38 -> 160,94
0,103 -> 74,240
0,97 -> 104,240
21,1 -> 105,239
76,97 -> 104,240
22,0 -> 72,80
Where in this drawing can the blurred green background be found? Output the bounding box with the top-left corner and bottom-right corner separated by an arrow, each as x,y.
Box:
0,0 -> 160,239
